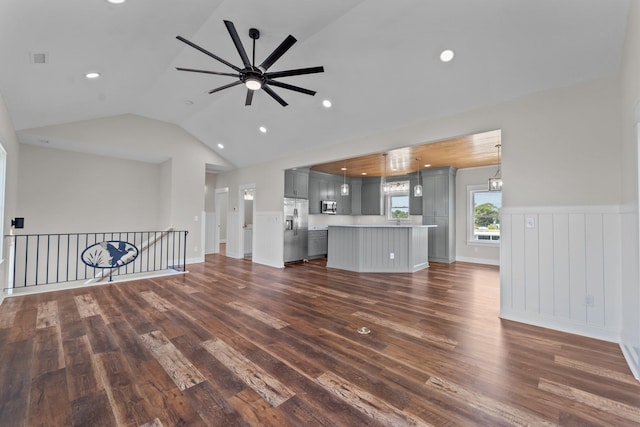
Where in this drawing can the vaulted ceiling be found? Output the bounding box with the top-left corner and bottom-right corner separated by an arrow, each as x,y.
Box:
0,0 -> 630,170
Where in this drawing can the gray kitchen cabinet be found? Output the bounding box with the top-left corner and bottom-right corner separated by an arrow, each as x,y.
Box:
422,167 -> 456,263
308,170 -> 351,215
337,181 -> 351,215
308,229 -> 328,258
350,178 -> 362,215
409,173 -> 423,215
423,170 -> 452,217
308,172 -> 321,214
361,177 -> 383,215
284,168 -> 309,199
423,216 -> 450,260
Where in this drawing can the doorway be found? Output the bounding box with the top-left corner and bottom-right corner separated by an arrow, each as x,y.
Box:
238,184 -> 256,259
213,188 -> 229,255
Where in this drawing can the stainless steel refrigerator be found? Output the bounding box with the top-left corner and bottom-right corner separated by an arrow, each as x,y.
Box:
284,198 -> 308,263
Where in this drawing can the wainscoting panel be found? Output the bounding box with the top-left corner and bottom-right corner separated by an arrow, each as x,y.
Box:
501,206 -> 622,342
253,211 -> 284,269
226,213 -> 241,259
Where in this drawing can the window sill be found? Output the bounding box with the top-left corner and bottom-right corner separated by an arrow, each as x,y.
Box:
467,240 -> 500,247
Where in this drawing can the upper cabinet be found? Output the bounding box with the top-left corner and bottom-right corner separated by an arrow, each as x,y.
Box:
422,167 -> 455,217
284,168 -> 309,199
409,173 -> 423,216
361,177 -> 383,215
309,171 -> 351,214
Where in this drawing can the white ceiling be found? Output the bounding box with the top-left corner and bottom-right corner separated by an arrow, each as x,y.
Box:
0,0 -> 630,169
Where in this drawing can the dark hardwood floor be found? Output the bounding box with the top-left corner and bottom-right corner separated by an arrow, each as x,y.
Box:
1,254 -> 639,426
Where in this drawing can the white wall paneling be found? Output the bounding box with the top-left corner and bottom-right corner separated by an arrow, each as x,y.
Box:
501,206 -> 622,342
226,212 -> 241,259
252,211 -> 284,269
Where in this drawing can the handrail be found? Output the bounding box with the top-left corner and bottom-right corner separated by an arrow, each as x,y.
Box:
85,227 -> 174,284
3,229 -> 188,290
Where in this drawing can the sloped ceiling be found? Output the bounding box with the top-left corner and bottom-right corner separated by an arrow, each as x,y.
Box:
0,0 -> 630,170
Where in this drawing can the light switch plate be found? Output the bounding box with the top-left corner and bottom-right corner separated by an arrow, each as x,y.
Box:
526,217 -> 536,229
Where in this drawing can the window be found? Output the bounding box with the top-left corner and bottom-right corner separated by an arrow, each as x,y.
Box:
386,180 -> 410,220
468,185 -> 501,243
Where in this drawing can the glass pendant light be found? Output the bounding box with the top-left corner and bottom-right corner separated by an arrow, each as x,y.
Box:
488,144 -> 503,191
413,157 -> 423,197
341,165 -> 349,196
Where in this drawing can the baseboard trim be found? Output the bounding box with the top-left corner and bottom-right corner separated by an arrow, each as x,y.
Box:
499,309 -> 620,343
455,256 -> 500,266
252,257 -> 285,269
621,344 -> 640,381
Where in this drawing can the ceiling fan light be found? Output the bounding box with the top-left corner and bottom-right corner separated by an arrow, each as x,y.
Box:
245,79 -> 262,91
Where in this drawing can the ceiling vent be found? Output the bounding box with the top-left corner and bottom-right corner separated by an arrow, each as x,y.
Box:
30,52 -> 48,64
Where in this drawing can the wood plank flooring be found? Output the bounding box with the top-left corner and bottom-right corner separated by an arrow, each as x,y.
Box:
1,255 -> 639,426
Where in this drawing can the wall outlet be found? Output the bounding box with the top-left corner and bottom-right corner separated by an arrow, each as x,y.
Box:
585,295 -> 594,307
526,216 -> 536,229
390,252 -> 395,259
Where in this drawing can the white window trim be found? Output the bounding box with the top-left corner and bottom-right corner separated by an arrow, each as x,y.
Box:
0,142 -> 6,263
386,181 -> 411,221
467,184 -> 500,246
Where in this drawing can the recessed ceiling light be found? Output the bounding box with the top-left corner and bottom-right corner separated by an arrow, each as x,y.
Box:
424,164 -> 432,168
340,167 -> 347,171
440,49 -> 455,63
322,99 -> 332,108
107,0 -> 126,4
259,126 -> 267,133
217,143 -> 224,149
85,72 -> 101,79
361,172 -> 367,175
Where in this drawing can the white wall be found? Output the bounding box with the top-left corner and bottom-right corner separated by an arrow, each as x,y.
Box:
0,91 -> 20,289
619,0 -> 640,378
18,114 -> 231,262
204,172 -> 217,212
455,166 -> 500,265
17,144 -> 164,233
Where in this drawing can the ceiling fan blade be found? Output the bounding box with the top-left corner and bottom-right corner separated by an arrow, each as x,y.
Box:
176,67 -> 240,78
208,80 -> 243,94
258,35 -> 297,71
224,20 -> 252,68
262,86 -> 288,107
264,66 -> 324,79
245,89 -> 254,106
267,80 -> 316,96
176,35 -> 241,72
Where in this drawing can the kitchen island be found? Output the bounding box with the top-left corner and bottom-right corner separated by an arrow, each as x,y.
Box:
327,224 -> 437,273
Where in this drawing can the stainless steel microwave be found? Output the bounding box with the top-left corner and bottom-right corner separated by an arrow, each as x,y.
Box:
321,200 -> 337,214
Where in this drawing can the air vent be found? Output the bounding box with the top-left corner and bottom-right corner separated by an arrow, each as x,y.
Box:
30,52 -> 48,64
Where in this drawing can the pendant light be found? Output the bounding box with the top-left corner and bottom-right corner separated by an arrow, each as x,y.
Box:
340,164 -> 349,196
488,144 -> 503,191
413,157 -> 423,197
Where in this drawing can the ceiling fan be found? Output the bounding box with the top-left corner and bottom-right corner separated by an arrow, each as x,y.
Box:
176,20 -> 324,107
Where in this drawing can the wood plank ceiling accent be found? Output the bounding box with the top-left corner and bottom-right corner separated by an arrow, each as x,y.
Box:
311,129 -> 501,178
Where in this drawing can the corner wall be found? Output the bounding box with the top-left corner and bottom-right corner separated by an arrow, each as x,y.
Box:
0,91 -> 20,290
619,0 -> 640,379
